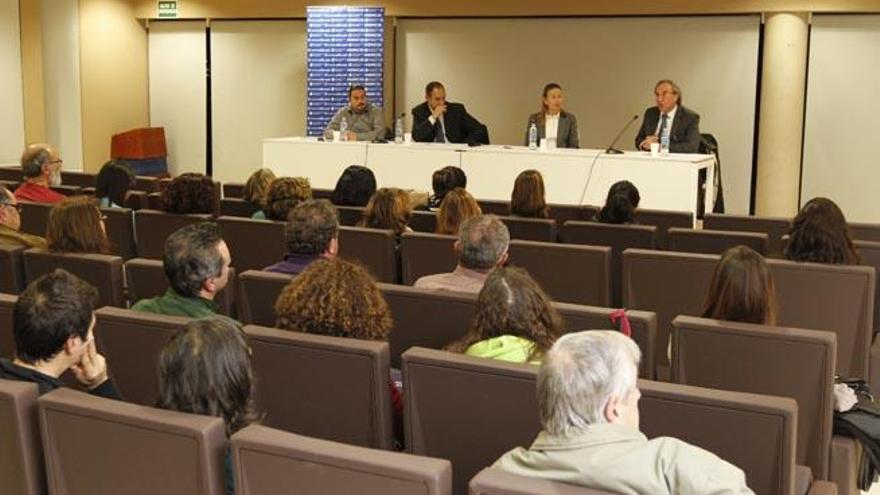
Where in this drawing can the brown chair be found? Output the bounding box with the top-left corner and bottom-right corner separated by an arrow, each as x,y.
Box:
476,200 -> 508,216
548,203 -> 599,235
23,249 -> 125,308
133,175 -> 160,193
400,232 -> 458,285
0,294 -> 16,358
236,270 -> 292,326
667,227 -> 768,255
470,469 -> 616,495
102,207 -> 137,260
499,216 -> 556,242
125,258 -> 237,317
849,222 -> 880,243
0,166 -> 21,182
18,201 -> 52,237
222,182 -> 245,198
134,209 -> 212,259
38,387 -> 227,495
93,306 -> 189,405
409,210 -> 438,233
856,240 -> 880,335
59,171 -> 96,188
0,379 -> 45,495
219,197 -> 260,218
123,190 -> 149,210
217,216 -> 286,272
231,425 -> 452,495
0,244 -> 26,294
563,221 -> 657,306
49,185 -> 81,197
671,316 -> 836,481
312,188 -> 334,200
634,208 -> 694,249
146,192 -> 162,210
338,226 -> 399,283
703,213 -> 791,256
337,205 -> 365,226
0,179 -> 18,191
244,325 -> 395,449
508,240 -> 611,307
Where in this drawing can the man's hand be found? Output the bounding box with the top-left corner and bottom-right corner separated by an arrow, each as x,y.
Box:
639,134 -> 659,151
344,131 -> 357,141
430,103 -> 447,120
72,338 -> 109,390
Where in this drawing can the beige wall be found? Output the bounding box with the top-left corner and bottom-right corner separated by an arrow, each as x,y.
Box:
79,0 -> 149,172
20,0 -> 44,145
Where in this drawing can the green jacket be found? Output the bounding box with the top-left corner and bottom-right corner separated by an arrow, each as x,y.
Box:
0,224 -> 46,249
130,288 -> 220,318
465,335 -> 541,365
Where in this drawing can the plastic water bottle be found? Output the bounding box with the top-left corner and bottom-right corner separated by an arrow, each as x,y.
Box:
528,122 -> 538,150
394,116 -> 404,144
660,126 -> 670,156
339,117 -> 348,141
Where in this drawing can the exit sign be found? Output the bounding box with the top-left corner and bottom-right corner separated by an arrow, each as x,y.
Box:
158,1 -> 178,18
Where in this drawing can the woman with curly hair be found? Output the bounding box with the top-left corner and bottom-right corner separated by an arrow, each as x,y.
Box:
46,196 -> 111,254
510,169 -> 550,219
446,266 -> 563,364
436,187 -> 482,235
156,316 -> 259,495
358,187 -> 413,235
260,176 -> 312,221
242,168 -> 276,218
785,197 -> 859,265
161,173 -> 217,215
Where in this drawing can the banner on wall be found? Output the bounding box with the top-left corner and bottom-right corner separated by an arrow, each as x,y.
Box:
306,6 -> 384,137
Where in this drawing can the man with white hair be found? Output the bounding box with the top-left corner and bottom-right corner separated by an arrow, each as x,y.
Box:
15,143 -> 65,203
493,331 -> 753,494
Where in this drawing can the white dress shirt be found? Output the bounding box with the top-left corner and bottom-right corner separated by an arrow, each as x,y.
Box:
544,113 -> 560,141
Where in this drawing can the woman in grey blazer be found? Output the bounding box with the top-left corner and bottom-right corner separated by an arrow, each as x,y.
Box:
524,83 -> 580,149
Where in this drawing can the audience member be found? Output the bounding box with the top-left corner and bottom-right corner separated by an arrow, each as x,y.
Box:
494,331 -> 753,494
415,215 -> 509,294
95,160 -> 135,208
703,246 -> 777,325
510,169 -> 549,218
436,188 -> 482,235
358,187 -> 413,235
260,176 -> 312,221
428,166 -> 467,210
0,185 -> 46,248
131,223 -> 231,317
445,267 -> 562,364
156,316 -> 258,495
243,168 -> 276,219
597,180 -> 640,224
0,269 -> 119,398
265,199 -> 339,275
161,173 -> 217,215
15,143 -> 65,204
331,165 -> 376,207
46,196 -> 111,254
785,197 -> 859,265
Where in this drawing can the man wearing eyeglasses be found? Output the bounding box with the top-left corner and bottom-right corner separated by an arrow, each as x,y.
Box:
14,143 -> 66,204
0,186 -> 46,248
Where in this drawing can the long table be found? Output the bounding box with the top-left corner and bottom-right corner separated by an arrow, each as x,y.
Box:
261,137 -> 715,222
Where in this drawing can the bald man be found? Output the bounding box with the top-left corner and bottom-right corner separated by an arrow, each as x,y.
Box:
14,144 -> 65,204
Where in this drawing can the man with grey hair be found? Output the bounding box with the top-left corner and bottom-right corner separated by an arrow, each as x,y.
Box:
635,79 -> 701,153
131,222 -> 232,318
264,199 -> 339,275
494,331 -> 753,494
414,214 -> 509,294
0,185 -> 46,248
14,143 -> 65,203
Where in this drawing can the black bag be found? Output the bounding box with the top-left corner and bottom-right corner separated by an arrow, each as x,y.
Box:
833,378 -> 880,490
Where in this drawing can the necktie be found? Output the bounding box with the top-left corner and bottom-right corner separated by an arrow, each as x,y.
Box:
658,113 -> 669,138
434,117 -> 446,143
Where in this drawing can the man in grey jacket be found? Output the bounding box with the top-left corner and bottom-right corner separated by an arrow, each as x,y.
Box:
494,331 -> 754,495
323,85 -> 386,141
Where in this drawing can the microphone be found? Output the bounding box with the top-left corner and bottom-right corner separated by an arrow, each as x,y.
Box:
604,114 -> 639,155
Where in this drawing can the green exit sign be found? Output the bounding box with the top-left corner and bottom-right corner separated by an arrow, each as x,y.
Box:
158,1 -> 178,18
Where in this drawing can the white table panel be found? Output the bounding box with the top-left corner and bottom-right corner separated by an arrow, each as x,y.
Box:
365,143 -> 464,191
262,138 -> 367,189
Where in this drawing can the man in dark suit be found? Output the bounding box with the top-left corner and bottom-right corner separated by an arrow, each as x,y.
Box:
411,81 -> 489,145
635,79 -> 701,154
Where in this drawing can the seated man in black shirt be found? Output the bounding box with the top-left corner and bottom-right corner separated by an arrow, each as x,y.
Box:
0,269 -> 120,398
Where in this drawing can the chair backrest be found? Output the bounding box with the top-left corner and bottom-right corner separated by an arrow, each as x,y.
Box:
0,379 -> 45,495
124,190 -> 149,210
338,226 -> 399,283
125,258 -> 237,317
312,188 -> 334,200
244,325 -> 394,449
0,244 -> 26,294
93,306 -> 189,405
672,316 -> 835,479
563,221 -> 657,306
59,171 -> 95,188
856,240 -> 880,333
232,425 -> 452,495
23,249 -> 125,308
703,213 -> 791,256
38,387 -> 226,495
134,209 -> 212,259
547,203 -> 599,235
236,270 -> 292,326
0,294 -> 16,358
469,468 -> 617,495
508,240 -> 611,307
133,175 -> 160,193
49,185 -> 81,197
667,227 -> 768,256
849,222 -> 880,243
409,210 -> 438,233
337,205 -> 365,226
639,379 -> 798,495
476,200 -> 508,216
403,347 -> 540,495
499,216 -> 556,242
222,182 -> 244,198
18,201 -> 52,237
219,197 -> 260,218
217,216 -> 286,272
0,166 -> 21,182
400,232 -> 458,285
633,208 -> 694,249
102,207 -> 136,260
146,192 -> 162,209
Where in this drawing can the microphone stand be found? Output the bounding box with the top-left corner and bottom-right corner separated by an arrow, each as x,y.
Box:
605,114 -> 640,154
